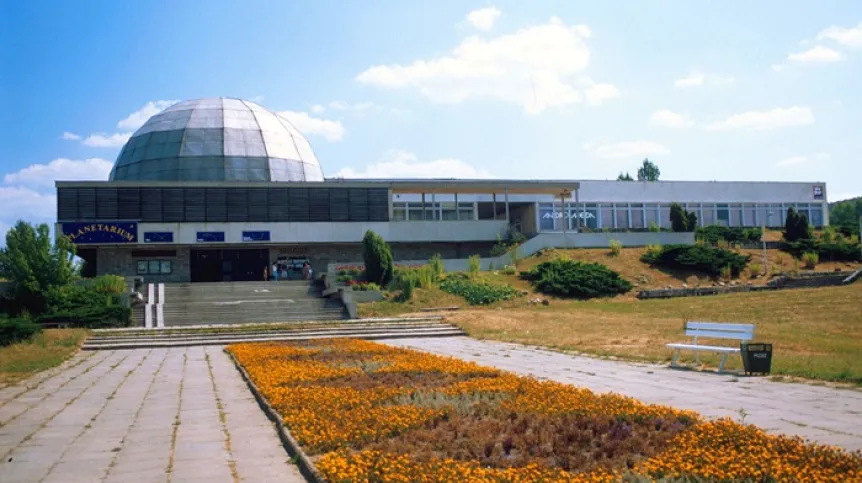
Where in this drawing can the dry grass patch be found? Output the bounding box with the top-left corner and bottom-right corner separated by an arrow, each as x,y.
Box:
0,328 -> 89,384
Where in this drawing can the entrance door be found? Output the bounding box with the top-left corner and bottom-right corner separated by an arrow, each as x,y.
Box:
191,248 -> 269,282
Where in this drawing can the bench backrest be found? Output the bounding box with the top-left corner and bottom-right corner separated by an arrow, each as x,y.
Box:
685,322 -> 754,342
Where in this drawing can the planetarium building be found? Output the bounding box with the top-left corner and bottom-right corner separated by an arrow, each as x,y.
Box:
56,98 -> 829,283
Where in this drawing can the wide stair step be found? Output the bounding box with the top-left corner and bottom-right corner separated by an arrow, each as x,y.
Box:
83,319 -> 465,350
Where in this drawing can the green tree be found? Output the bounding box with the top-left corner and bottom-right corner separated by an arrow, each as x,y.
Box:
617,172 -> 634,181
669,203 -> 688,232
637,158 -> 661,181
783,207 -> 812,242
0,221 -> 77,315
830,197 -> 862,235
361,230 -> 394,286
686,211 -> 699,231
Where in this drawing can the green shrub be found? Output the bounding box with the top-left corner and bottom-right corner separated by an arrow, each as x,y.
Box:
509,247 -> 520,266
720,265 -> 732,281
398,278 -> 415,301
644,244 -> 662,261
502,264 -> 517,275
716,239 -> 730,249
781,238 -> 862,262
362,230 -> 394,286
670,203 -> 688,232
519,259 -> 632,299
696,226 -> 762,245
802,252 -> 819,269
784,207 -> 812,242
439,277 -> 518,305
748,262 -> 763,277
89,275 -> 127,294
609,239 -> 622,257
429,254 -> 444,280
648,222 -> 661,233
640,244 -> 750,277
37,306 -> 131,329
467,255 -> 481,278
0,318 -> 43,347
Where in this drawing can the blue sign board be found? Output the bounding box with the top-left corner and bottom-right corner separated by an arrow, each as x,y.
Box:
62,222 -> 137,244
144,232 -> 174,243
196,231 -> 225,243
242,231 -> 271,242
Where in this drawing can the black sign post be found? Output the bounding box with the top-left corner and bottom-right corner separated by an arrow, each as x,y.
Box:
741,343 -> 773,375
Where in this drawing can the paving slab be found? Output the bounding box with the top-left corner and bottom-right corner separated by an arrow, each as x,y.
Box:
383,336 -> 862,451
0,347 -> 304,483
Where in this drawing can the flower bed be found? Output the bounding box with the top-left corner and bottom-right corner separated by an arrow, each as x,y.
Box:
227,340 -> 862,482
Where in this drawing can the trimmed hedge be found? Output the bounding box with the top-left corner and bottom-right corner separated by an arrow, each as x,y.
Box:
519,259 -> 632,299
37,306 -> 132,329
439,277 -> 518,305
641,244 -> 750,276
0,318 -> 43,347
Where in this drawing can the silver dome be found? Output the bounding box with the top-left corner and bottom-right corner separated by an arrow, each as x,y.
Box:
109,98 -> 325,182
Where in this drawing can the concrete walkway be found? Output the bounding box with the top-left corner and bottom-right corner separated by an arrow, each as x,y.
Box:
384,337 -> 862,451
0,346 -> 304,483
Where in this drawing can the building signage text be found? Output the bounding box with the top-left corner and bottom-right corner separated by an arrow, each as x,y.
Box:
144,232 -> 174,243
196,231 -> 225,243
541,211 -> 595,220
62,222 -> 137,244
242,231 -> 271,242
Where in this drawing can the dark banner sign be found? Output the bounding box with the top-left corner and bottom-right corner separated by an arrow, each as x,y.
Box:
144,232 -> 174,243
242,231 -> 271,242
62,222 -> 137,244
196,231 -> 225,242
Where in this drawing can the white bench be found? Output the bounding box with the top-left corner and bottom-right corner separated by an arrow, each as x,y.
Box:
666,322 -> 755,373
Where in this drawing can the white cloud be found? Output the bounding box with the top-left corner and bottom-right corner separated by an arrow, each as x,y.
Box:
673,71 -> 734,88
771,64 -> 785,72
0,186 -> 57,224
82,132 -> 132,148
649,109 -> 693,128
704,106 -> 814,131
310,104 -> 326,114
817,22 -> 862,48
787,46 -> 844,63
4,158 -> 113,188
588,141 -> 670,159
116,100 -> 179,130
466,7 -> 501,31
333,150 -> 492,179
584,83 -> 620,105
60,131 -> 81,141
775,156 -> 809,167
278,111 -> 345,142
356,18 -> 616,114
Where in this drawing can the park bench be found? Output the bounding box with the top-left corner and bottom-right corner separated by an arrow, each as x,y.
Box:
666,322 -> 755,373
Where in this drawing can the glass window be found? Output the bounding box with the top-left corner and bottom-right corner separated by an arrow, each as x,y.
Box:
393,205 -> 407,221
137,261 -> 147,274
645,204 -> 659,229
148,260 -> 160,274
615,205 -> 630,229
717,204 -> 730,226
538,203 -> 560,231
600,204 -> 614,229
702,204 -> 715,226
630,204 -> 645,229
810,206 -> 823,226
659,204 -> 672,229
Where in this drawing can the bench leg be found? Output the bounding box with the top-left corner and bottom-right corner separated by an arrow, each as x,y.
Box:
718,353 -> 728,374
671,349 -> 680,368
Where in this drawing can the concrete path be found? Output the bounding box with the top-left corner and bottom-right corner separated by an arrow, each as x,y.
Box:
384,337 -> 862,451
0,346 -> 304,483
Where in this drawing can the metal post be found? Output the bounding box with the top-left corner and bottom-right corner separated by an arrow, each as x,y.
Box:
504,188 -> 510,225
421,193 -> 426,220
762,212 -> 773,273
574,188 -> 581,233
492,193 -> 497,220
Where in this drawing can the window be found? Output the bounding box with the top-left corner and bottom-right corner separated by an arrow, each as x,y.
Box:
630,203 -> 645,229
717,204 -> 730,226
137,260 -> 172,275
392,205 -> 407,221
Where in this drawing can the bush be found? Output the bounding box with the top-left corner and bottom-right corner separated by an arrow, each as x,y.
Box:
696,226 -> 762,245
439,277 -> 518,305
748,262 -> 763,277
784,207 -> 812,243
640,244 -> 751,277
609,239 -> 622,257
37,305 -> 132,329
720,265 -> 732,281
0,318 -> 42,347
670,203 -> 688,232
429,254 -> 444,280
648,222 -> 661,233
519,259 -> 632,299
781,238 -> 862,262
644,244 -> 662,260
362,230 -> 394,287
716,239 -> 730,249
502,264 -> 517,275
802,252 -> 819,269
89,275 -> 127,294
467,255 -> 481,278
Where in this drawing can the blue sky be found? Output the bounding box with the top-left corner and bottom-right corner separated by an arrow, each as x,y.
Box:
1,1 -> 861,234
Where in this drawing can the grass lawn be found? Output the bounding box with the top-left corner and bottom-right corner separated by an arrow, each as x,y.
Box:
0,329 -> 89,384
361,282 -> 862,384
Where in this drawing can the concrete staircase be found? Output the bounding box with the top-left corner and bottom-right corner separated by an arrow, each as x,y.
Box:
161,281 -> 346,327
83,318 -> 466,350
768,271 -> 856,290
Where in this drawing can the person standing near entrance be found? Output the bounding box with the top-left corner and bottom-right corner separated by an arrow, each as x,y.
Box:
272,262 -> 279,281
301,262 -> 309,281
263,266 -> 268,282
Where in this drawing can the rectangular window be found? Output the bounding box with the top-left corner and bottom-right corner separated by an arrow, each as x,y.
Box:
810,206 -> 823,226
137,259 -> 173,274
630,204 -> 645,229
659,204 -> 672,229
600,204 -> 614,229
615,205 -> 630,229
392,205 -> 407,221
702,204 -> 715,226
645,204 -> 659,229
717,204 -> 730,226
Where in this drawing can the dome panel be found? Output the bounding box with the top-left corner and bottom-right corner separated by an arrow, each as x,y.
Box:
109,97 -> 325,182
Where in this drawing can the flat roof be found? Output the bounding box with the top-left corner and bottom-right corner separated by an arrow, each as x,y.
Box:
55,179 -> 580,196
